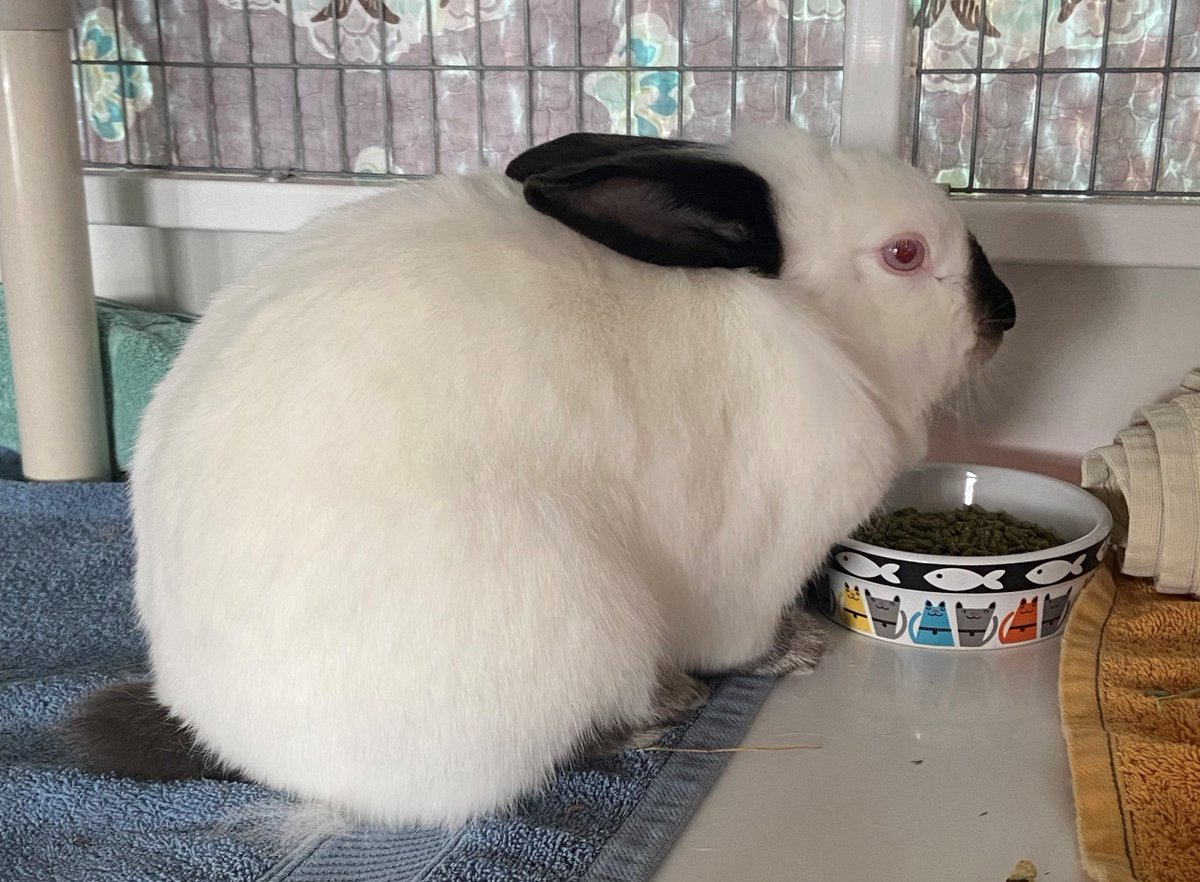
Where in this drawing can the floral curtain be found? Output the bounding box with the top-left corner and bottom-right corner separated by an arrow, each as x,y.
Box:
915,0 -> 1199,192
74,0 -> 844,175
73,1 -> 1199,192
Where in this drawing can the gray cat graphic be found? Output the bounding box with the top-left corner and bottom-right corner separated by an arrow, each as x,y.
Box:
954,601 -> 998,647
865,589 -> 906,639
807,578 -> 837,616
1041,593 -> 1071,636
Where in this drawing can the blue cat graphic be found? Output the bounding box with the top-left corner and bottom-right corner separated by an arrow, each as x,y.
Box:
908,599 -> 955,647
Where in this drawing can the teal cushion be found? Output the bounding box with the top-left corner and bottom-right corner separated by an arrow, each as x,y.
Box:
0,288 -> 194,472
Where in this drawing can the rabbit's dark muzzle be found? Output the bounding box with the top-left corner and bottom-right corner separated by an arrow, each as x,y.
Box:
968,234 -> 1016,340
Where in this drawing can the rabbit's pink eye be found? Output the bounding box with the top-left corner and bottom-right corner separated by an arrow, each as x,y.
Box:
882,237 -> 926,272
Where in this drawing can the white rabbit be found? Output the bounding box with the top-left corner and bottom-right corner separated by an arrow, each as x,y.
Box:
67,126 -> 1014,828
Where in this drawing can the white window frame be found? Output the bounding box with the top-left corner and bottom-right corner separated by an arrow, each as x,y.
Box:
81,0 -> 1200,270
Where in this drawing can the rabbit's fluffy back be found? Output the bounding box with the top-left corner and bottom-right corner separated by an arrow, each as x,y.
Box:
133,167 -> 910,827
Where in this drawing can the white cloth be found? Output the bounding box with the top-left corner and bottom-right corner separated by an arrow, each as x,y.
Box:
1082,370 -> 1200,597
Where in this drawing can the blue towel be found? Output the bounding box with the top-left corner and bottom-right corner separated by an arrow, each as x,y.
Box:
0,447 -> 777,881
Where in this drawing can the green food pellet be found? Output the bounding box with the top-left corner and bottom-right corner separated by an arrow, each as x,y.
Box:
851,505 -> 1066,556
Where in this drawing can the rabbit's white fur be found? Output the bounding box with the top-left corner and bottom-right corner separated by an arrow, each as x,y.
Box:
132,128 -> 981,827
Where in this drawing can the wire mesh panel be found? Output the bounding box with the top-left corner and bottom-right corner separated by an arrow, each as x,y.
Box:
70,0 -> 846,178
912,0 -> 1200,195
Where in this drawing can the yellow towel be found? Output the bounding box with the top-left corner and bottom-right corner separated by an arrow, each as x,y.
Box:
1059,562 -> 1200,882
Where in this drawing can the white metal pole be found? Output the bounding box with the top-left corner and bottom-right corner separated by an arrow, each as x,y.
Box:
0,0 -> 111,480
840,0 -> 911,158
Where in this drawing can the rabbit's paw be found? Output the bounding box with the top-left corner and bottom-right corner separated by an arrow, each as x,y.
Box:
587,668 -> 710,754
740,604 -> 826,676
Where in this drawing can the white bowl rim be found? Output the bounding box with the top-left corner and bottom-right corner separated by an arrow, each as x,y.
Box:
837,462 -> 1114,567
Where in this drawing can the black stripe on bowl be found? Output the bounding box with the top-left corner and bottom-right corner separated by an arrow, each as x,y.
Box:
826,537 -> 1109,594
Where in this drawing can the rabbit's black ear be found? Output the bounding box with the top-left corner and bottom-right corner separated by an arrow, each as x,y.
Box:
505,133 -> 704,182
521,150 -> 782,276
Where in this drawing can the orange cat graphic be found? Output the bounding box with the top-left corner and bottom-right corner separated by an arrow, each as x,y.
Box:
999,597 -> 1039,644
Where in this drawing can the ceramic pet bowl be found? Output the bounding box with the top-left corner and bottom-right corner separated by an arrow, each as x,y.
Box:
811,463 -> 1113,650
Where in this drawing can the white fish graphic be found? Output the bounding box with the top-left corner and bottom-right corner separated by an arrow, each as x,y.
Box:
835,552 -> 901,584
924,568 -> 1005,591
1027,554 -> 1086,586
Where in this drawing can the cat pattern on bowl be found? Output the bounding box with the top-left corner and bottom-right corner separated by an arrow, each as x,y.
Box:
840,585 -> 872,634
808,578 -> 837,617
954,601 -> 997,647
908,600 -> 955,647
999,597 -> 1039,644
1040,592 -> 1072,637
865,590 -> 906,640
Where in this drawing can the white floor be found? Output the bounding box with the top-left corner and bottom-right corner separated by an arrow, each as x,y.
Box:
653,619 -> 1090,882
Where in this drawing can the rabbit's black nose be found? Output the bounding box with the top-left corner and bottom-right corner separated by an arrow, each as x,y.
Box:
968,234 -> 1016,333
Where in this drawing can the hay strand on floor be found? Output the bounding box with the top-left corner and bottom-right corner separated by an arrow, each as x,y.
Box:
638,743 -> 822,754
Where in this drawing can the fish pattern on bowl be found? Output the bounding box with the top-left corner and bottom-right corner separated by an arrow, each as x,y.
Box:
829,538 -> 1109,594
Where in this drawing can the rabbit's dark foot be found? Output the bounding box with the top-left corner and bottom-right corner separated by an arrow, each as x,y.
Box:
739,602 -> 826,676
587,668 -> 710,754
